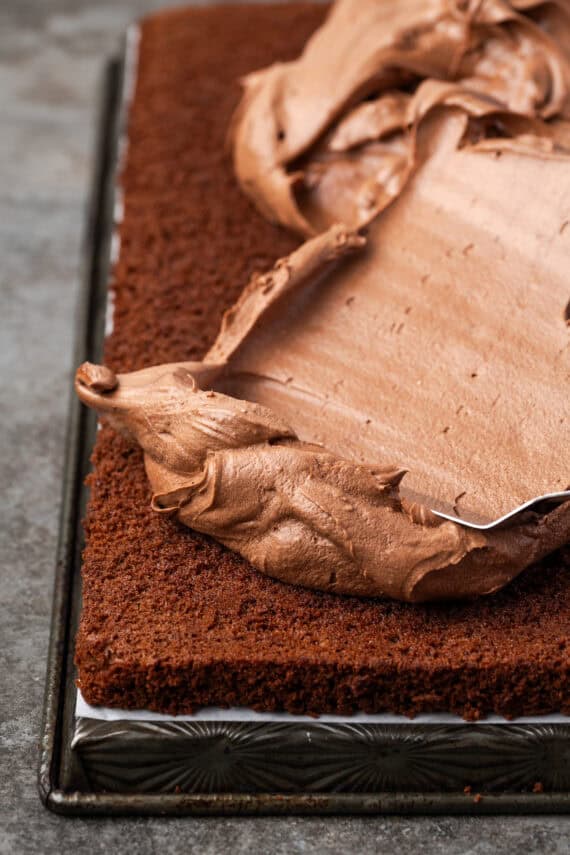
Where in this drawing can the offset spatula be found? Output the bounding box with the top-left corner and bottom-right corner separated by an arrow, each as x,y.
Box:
432,490 -> 570,531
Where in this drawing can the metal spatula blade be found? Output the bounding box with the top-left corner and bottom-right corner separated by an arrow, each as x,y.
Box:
431,490 -> 570,531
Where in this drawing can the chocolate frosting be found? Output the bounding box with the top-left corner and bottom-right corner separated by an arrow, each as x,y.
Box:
225,114 -> 570,524
232,0 -> 570,234
75,0 -> 570,601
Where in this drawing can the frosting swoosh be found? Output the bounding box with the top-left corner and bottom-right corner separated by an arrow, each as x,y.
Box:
75,353 -> 570,602
231,0 -> 570,234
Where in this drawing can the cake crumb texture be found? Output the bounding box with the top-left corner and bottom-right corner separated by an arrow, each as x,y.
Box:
76,2 -> 570,718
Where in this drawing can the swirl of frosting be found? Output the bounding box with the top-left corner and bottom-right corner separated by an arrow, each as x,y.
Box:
231,0 -> 570,234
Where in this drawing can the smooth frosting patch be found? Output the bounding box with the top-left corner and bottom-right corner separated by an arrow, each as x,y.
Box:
225,112 -> 570,522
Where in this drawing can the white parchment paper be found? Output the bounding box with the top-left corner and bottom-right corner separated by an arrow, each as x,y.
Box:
76,690 -> 569,725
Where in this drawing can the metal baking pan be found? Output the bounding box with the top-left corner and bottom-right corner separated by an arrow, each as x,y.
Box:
38,46 -> 570,817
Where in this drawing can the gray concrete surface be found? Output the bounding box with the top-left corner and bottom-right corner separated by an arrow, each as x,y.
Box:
1,1 -> 569,852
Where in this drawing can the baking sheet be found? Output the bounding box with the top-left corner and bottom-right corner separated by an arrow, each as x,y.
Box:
38,26 -> 570,816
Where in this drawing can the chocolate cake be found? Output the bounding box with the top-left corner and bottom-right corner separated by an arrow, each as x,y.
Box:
75,2 -> 570,718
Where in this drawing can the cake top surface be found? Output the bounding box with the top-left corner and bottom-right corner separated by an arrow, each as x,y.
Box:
75,4 -> 570,717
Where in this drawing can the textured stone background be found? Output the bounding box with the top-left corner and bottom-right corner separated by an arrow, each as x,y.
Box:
1,1 -> 569,851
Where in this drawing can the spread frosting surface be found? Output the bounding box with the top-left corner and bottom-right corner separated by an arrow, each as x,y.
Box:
227,113 -> 570,522
76,0 -> 570,601
229,0 -> 570,523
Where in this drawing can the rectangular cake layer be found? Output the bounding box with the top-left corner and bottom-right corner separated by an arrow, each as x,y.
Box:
76,2 -> 570,719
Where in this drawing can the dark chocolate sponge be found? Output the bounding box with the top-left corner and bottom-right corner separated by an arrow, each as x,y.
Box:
76,3 -> 570,718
